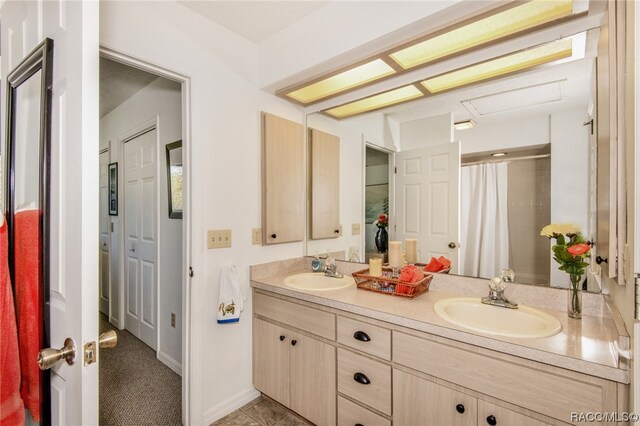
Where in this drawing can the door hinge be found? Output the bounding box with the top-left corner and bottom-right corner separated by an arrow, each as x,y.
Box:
394,166 -> 397,174
189,267 -> 194,278
635,273 -> 640,286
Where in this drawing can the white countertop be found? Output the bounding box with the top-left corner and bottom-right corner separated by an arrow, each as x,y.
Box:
251,269 -> 629,384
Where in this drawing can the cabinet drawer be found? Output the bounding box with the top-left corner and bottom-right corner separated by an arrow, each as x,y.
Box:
393,331 -> 607,423
337,348 -> 391,415
478,400 -> 551,426
338,396 -> 390,426
337,316 -> 391,360
254,292 -> 335,340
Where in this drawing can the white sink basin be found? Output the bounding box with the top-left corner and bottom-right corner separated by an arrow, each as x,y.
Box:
434,297 -> 562,338
284,272 -> 355,291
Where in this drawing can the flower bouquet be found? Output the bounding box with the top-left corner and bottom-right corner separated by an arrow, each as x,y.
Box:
540,223 -> 591,319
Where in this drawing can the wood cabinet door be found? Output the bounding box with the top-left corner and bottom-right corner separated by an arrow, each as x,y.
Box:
309,128 -> 340,240
262,112 -> 304,245
290,333 -> 337,426
478,400 -> 550,426
253,318 -> 290,407
393,369 -> 477,426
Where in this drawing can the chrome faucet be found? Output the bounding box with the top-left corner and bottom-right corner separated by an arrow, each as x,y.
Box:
323,256 -> 344,279
481,269 -> 518,309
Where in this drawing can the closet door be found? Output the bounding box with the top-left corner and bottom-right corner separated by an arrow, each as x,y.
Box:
124,129 -> 158,350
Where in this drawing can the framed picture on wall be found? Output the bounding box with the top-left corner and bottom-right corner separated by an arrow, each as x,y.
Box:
108,162 -> 118,216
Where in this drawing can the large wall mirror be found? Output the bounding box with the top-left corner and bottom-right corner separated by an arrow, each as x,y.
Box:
4,38 -> 54,424
305,23 -> 616,294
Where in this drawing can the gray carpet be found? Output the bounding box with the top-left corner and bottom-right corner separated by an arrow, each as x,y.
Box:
99,315 -> 182,425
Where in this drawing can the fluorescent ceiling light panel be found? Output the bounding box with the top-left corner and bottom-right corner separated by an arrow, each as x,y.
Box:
325,85 -> 424,118
421,39 -> 572,93
285,59 -> 396,104
389,0 -> 573,69
454,119 -> 476,130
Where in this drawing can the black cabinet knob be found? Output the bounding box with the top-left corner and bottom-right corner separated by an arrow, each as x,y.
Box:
353,331 -> 371,342
290,340 -> 297,346
271,233 -> 277,239
279,335 -> 285,341
355,424 -> 364,426
486,415 -> 497,425
334,229 -> 340,234
353,372 -> 371,385
456,404 -> 465,414
596,255 -> 608,264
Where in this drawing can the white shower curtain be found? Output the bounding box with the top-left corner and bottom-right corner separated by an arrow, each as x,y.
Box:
459,162 -> 510,279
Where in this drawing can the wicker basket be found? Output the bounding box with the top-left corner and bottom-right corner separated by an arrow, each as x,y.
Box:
352,267 -> 433,299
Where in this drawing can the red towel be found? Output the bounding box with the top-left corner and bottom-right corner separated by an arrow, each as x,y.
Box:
0,219 -> 25,425
15,210 -> 42,422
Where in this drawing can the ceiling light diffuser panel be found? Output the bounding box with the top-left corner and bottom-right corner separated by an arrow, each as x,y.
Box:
421,39 -> 572,93
389,0 -> 573,69
285,59 -> 396,104
325,85 -> 424,118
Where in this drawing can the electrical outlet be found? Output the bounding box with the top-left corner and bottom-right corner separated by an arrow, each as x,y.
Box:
171,313 -> 176,328
252,228 -> 262,245
351,224 -> 361,235
207,229 -> 232,249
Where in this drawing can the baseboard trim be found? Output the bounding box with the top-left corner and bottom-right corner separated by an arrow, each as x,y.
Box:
158,351 -> 182,376
203,387 -> 261,425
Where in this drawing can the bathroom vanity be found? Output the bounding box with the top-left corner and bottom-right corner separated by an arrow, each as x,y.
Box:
251,259 -> 629,426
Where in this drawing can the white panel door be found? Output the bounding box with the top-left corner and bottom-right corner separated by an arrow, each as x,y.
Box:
395,142 -> 461,272
1,1 -> 100,425
99,151 -> 110,315
124,129 -> 158,350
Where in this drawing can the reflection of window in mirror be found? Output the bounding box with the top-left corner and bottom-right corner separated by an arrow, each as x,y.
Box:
166,141 -> 183,219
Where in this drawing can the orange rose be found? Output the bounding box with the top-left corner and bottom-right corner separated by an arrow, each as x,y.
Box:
567,243 -> 590,256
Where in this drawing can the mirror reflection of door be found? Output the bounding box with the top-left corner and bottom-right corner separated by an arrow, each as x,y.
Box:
364,146 -> 390,261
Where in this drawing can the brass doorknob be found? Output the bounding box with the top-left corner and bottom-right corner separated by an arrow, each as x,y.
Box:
99,330 -> 118,349
37,338 -> 76,370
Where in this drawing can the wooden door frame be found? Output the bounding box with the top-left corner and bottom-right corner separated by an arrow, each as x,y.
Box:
98,46 -> 193,426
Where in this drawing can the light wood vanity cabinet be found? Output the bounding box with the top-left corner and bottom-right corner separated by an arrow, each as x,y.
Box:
253,290 -> 627,426
253,294 -> 336,426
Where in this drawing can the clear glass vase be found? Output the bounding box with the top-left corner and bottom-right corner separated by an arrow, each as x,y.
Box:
567,274 -> 582,319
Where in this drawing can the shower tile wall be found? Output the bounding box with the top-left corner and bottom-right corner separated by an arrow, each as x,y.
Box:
507,158 -> 551,285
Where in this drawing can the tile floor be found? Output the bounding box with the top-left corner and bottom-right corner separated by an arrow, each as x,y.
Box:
212,396 -> 312,426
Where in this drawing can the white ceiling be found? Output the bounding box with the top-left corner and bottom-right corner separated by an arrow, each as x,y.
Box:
100,58 -> 160,118
178,1 -> 330,44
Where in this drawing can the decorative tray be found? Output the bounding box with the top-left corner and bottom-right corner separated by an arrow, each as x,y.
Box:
352,267 -> 433,299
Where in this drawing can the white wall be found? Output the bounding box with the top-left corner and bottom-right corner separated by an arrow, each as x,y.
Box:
454,113 -> 549,154
100,77 -> 184,370
549,108 -> 591,287
399,112 -> 453,151
100,2 -> 306,423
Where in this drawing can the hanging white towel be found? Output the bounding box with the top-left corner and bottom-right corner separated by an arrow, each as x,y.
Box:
217,264 -> 245,324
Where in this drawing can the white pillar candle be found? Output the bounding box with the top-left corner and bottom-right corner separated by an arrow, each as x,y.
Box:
388,241 -> 403,268
369,258 -> 382,277
405,239 -> 417,264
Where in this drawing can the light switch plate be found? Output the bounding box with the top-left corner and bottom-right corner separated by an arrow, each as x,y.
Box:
252,228 -> 262,245
208,229 -> 232,249
351,224 -> 361,235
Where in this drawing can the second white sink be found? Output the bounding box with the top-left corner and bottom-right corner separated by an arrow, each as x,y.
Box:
434,297 -> 562,338
284,272 -> 355,291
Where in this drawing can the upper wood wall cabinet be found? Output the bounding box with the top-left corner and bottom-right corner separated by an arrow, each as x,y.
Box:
262,112 -> 305,244
309,128 -> 340,240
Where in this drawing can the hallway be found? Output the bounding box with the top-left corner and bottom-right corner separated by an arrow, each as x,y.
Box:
99,315 -> 182,425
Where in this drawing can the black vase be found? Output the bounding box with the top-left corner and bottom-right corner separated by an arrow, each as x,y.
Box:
375,227 -> 388,253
